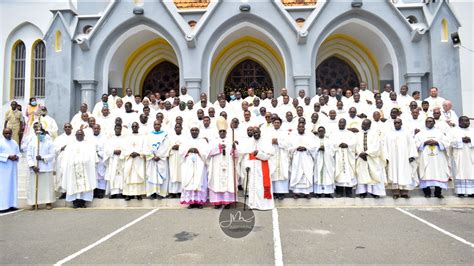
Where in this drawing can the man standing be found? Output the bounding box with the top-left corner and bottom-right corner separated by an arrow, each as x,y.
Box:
424,87 -> 446,111
53,123 -> 74,198
70,103 -> 90,130
289,123 -> 316,199
355,119 -> 386,198
238,127 -> 275,210
179,86 -> 194,104
415,117 -> 450,198
268,117 -> 290,200
145,120 -> 170,199
4,101 -> 24,145
0,128 -> 21,213
313,126 -> 336,198
450,116 -> 474,197
179,125 -> 209,209
93,94 -> 110,118
208,117 -> 236,208
167,123 -> 185,198
123,122 -> 146,201
26,126 -> 56,209
89,124 -> 107,198
36,106 -> 58,139
61,130 -> 97,208
104,124 -> 127,198
385,118 -> 418,198
331,119 -> 357,197
107,88 -> 120,110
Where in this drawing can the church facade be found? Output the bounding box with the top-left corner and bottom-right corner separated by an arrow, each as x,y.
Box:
0,0 -> 470,128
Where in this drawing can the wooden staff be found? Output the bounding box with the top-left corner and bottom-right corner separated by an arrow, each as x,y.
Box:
232,128 -> 238,207
34,116 -> 41,210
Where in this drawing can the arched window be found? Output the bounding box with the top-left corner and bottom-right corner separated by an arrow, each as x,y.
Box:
11,41 -> 26,98
55,31 -> 62,52
32,40 -> 46,97
441,19 -> 449,42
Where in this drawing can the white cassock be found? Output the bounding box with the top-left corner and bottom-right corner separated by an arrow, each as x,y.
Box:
179,137 -> 210,205
36,115 -> 59,139
167,132 -> 186,194
144,131 -> 170,197
104,134 -> 127,195
61,140 -> 98,202
384,127 -> 419,188
268,128 -> 290,193
107,95 -> 120,110
331,129 -> 357,187
200,126 -> 218,142
122,112 -> 139,129
450,127 -> 474,195
0,138 -> 21,210
26,136 -> 56,205
355,129 -> 387,196
122,133 -> 146,196
179,94 -> 194,104
237,138 -> 275,210
415,128 -> 450,189
207,136 -> 237,205
89,134 -> 107,190
289,133 -> 316,194
313,136 -> 336,194
53,133 -> 74,192
92,101 -> 109,118
424,96 -> 446,111
96,115 -> 115,137
70,112 -> 91,131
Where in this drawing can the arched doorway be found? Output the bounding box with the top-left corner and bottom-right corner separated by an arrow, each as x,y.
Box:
142,61 -> 179,98
224,59 -> 273,98
316,56 -> 360,91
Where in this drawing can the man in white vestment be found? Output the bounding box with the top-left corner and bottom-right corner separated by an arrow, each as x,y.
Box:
450,116 -> 474,197
122,122 -> 146,200
92,94 -> 110,118
313,126 -> 336,197
179,125 -> 210,209
330,118 -> 357,197
385,118 -> 418,199
237,127 -> 275,210
35,107 -> 59,139
415,117 -> 450,198
89,124 -> 107,198
70,103 -> 91,130
61,130 -> 98,208
355,119 -> 386,198
207,117 -> 237,208
268,117 -> 290,200
145,120 -> 170,199
26,127 -> 56,209
104,124 -> 127,198
0,128 -> 21,213
424,87 -> 446,111
179,86 -> 194,104
289,123 -> 316,198
53,123 -> 74,197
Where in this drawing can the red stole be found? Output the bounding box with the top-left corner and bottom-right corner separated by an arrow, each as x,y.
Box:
249,153 -> 272,199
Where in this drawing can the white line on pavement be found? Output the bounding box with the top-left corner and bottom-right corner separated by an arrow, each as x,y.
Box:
396,207 -> 474,248
0,209 -> 23,217
54,208 -> 159,265
272,208 -> 284,266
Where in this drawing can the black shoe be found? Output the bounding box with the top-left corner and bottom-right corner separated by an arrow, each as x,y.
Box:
124,196 -> 131,201
458,194 -> 465,198
187,204 -> 195,209
214,205 -> 222,209
238,185 -> 243,191
278,195 -> 285,201
137,196 -> 143,201
156,195 -> 164,200
424,194 -> 431,198
72,200 -> 80,209
359,193 -> 367,199
401,194 -> 410,199
109,194 -> 116,199
197,204 -> 204,209
345,188 -> 354,198
305,194 -> 311,199
59,193 -> 67,199
314,194 -> 321,198
468,195 -> 474,198
150,193 -> 158,200
0,209 -> 9,213
293,194 -> 299,199
8,207 -> 18,212
371,194 -> 380,199
325,194 -> 334,198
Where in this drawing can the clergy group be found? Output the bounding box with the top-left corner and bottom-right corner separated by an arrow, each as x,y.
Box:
1,84 -> 473,213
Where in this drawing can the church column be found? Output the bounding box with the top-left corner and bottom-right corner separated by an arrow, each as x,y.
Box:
184,78 -> 202,101
293,76 -> 311,97
77,80 -> 97,109
404,73 -> 424,93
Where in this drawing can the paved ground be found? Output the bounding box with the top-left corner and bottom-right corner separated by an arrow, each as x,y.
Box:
1,206 -> 473,265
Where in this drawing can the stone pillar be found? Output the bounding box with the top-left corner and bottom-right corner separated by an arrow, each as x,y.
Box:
184,78 -> 202,102
293,76 -> 312,97
77,80 -> 97,109
404,73 -> 424,93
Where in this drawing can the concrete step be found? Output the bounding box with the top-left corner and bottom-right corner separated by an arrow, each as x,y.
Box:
17,195 -> 474,209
